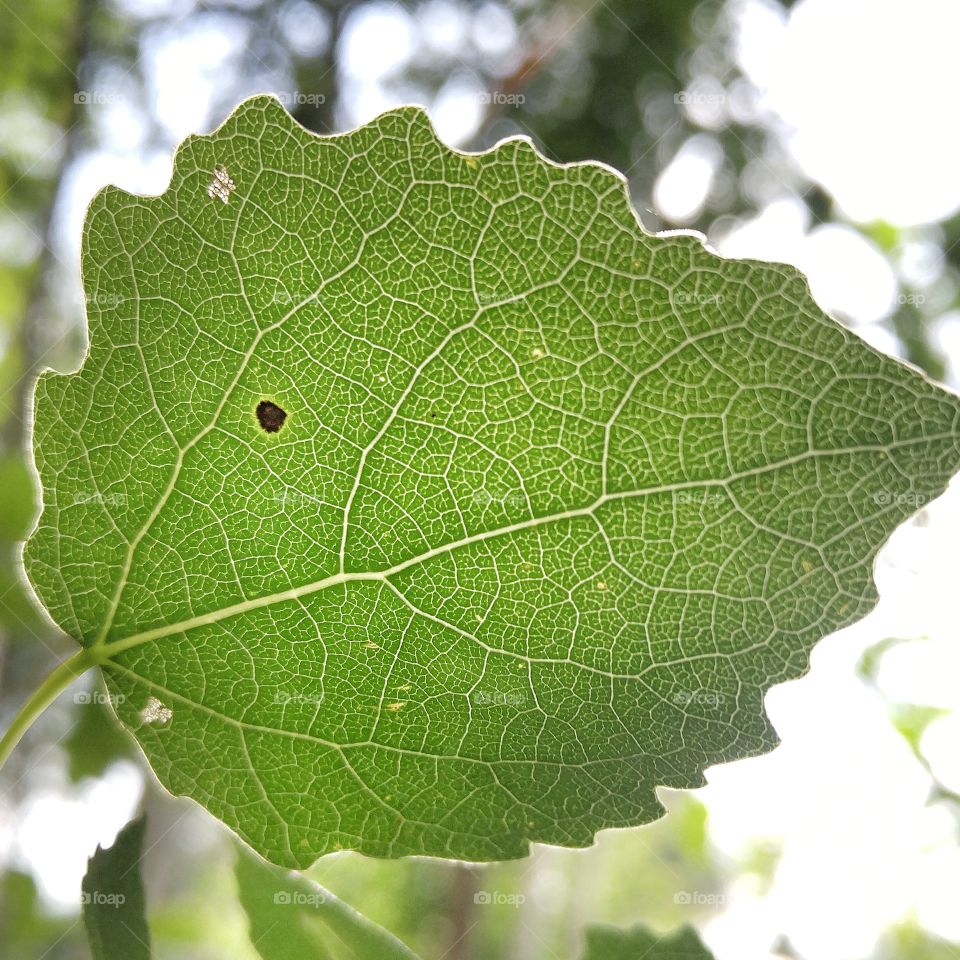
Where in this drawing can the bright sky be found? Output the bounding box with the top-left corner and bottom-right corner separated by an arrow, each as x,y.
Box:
658,0 -> 960,390
691,3 -> 960,957
701,480 -> 960,960
735,0 -> 960,227
5,1 -> 960,957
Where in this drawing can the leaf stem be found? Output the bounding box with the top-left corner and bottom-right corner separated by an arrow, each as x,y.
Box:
0,647 -> 101,771
236,845 -> 424,959
286,869 -> 424,959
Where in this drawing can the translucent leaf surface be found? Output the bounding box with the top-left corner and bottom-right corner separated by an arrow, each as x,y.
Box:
26,96 -> 960,865
81,816 -> 151,960
580,924 -> 713,960
235,845 -> 421,960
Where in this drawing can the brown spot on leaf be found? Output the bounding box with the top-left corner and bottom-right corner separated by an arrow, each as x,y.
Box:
256,400 -> 287,433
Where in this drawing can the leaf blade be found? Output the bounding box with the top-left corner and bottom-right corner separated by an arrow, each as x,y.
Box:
26,96 -> 960,864
81,816 -> 151,960
580,924 -> 714,960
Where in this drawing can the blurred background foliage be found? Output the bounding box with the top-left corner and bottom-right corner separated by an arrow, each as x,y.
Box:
2,1 -> 960,958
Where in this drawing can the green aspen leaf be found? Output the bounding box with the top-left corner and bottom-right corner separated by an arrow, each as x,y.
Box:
235,846 -> 421,960
81,816 -> 151,960
25,96 -> 960,866
580,924 -> 714,960
236,847 -> 333,960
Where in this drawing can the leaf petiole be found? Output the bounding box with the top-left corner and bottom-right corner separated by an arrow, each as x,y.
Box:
0,646 -> 102,771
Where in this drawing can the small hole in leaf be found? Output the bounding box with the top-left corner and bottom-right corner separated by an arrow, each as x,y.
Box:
256,400 -> 287,433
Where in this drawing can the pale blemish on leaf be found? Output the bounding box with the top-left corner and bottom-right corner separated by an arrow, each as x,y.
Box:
206,163 -> 236,204
140,697 -> 173,725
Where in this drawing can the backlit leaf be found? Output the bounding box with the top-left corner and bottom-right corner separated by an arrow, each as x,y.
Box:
580,924 -> 713,960
81,816 -> 151,960
25,96 -> 960,865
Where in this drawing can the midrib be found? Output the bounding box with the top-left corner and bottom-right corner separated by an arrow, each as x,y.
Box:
96,496 -> 603,659
93,432 -> 953,662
